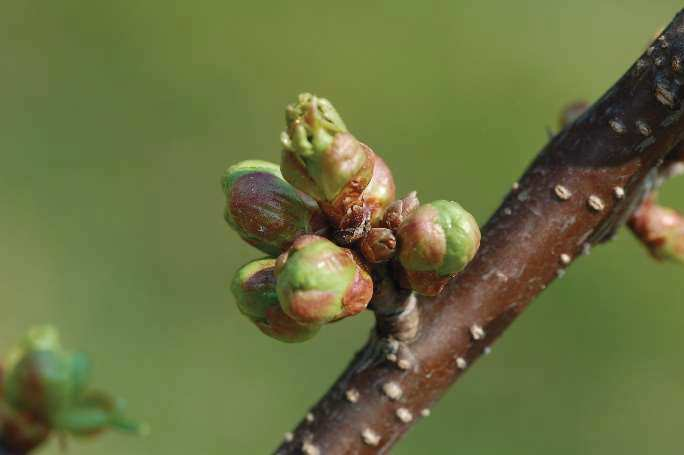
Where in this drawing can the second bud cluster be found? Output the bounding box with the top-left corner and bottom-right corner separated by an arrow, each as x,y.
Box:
224,94 -> 481,342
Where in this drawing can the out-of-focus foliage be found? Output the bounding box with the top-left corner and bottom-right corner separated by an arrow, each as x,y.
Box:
1,1 -> 683,453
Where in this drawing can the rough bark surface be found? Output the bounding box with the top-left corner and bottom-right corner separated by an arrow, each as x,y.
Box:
276,10 -> 684,455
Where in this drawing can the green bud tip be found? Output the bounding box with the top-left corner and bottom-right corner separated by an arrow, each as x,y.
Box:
397,201 -> 481,296
280,94 -> 375,223
223,160 -> 328,256
231,259 -> 320,343
275,235 -> 373,324
282,93 -> 348,157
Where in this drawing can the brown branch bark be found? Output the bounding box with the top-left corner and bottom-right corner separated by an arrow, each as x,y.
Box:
276,10 -> 684,455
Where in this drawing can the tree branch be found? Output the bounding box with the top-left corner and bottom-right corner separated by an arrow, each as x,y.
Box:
276,10 -> 684,454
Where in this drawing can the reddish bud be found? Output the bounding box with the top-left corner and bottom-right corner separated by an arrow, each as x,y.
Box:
628,196 -> 684,264
360,228 -> 397,264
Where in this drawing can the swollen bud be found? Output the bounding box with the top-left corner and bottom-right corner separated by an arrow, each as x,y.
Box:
360,228 -> 397,264
223,160 -> 328,256
275,235 -> 373,324
280,94 -> 376,224
628,197 -> 684,264
231,259 -> 320,343
397,200 -> 481,296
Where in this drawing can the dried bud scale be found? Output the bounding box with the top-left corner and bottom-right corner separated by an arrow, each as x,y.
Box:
231,259 -> 320,343
384,192 -> 420,230
276,236 -> 373,324
223,160 -> 328,256
360,228 -> 397,264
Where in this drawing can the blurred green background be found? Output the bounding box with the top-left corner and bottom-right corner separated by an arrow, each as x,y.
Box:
1,1 -> 683,454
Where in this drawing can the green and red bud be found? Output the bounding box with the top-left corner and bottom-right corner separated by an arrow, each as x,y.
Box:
397,200 -> 481,296
280,94 -> 376,225
275,235 -> 373,324
231,259 -> 320,343
223,160 -> 328,256
384,192 -> 420,231
360,228 -> 397,264
628,196 -> 684,264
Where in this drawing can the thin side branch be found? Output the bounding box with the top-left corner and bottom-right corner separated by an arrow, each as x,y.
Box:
276,10 -> 684,454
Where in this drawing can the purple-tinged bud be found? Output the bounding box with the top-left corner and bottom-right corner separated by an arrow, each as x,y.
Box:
231,259 -> 320,343
275,235 -> 373,324
280,94 -> 376,225
360,228 -> 397,264
558,101 -> 589,129
397,201 -> 481,296
223,160 -> 328,256
628,196 -> 684,264
384,192 -> 420,231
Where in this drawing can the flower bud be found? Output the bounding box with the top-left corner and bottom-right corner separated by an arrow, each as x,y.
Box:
280,94 -> 375,224
360,228 -> 397,264
628,197 -> 684,264
397,201 -> 481,296
231,259 -> 320,343
3,326 -> 80,422
384,192 -> 420,231
223,160 -> 328,256
2,326 -> 143,439
275,235 -> 373,324
558,100 -> 589,129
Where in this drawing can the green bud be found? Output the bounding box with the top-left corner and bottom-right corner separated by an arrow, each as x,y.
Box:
2,326 -> 144,440
223,160 -> 328,256
275,235 -> 373,324
231,259 -> 320,343
397,201 -> 481,296
280,94 -> 375,225
3,326 -> 80,422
